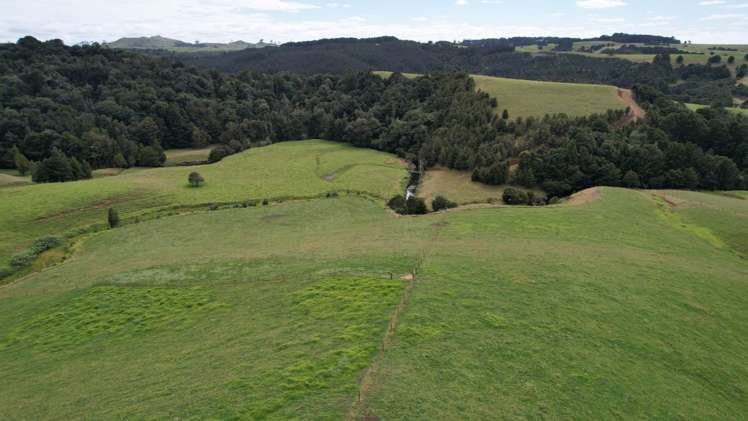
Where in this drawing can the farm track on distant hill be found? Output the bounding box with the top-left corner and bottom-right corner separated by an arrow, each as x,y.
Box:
618,88 -> 646,121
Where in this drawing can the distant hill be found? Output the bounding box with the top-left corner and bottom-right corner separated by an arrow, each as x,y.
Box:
104,35 -> 272,52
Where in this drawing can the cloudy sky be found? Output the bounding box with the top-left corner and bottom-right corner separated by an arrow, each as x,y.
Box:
1,0 -> 747,45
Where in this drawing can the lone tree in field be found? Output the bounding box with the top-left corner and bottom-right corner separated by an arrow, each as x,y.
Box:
188,171 -> 205,187
107,207 -> 120,229
502,109 -> 510,120
676,55 -> 684,65
12,146 -> 30,176
728,56 -> 736,65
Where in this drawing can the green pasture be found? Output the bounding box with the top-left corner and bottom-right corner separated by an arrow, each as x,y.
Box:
1,185 -> 747,419
0,140 -> 409,267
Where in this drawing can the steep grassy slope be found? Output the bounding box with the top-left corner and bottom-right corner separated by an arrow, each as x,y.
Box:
1,187 -> 747,419
375,72 -> 627,118
0,140 -> 408,267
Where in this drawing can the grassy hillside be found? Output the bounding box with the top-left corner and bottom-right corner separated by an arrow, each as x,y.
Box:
0,140 -> 408,267
375,72 -> 627,118
471,75 -> 627,119
686,103 -> 748,116
1,187 -> 746,419
566,42 -> 748,68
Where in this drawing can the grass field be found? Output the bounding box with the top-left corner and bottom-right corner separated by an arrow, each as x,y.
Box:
471,75 -> 626,119
1,186 -> 747,419
375,72 -> 628,119
0,169 -> 31,187
565,42 -> 748,68
686,103 -> 748,116
418,167 -> 505,206
0,140 -> 409,267
164,146 -> 215,166
417,166 -> 544,208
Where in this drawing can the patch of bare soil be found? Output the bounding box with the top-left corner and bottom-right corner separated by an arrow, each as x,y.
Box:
399,273 -> 415,281
618,88 -> 646,122
565,187 -> 601,206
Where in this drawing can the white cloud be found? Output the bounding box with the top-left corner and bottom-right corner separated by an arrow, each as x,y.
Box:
700,13 -> 744,20
456,0 -> 468,5
698,0 -> 726,5
576,0 -> 627,9
589,16 -> 626,23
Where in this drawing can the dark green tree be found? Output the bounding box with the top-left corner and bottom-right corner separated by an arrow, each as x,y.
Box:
107,207 -> 120,228
432,195 -> 457,212
32,149 -> 74,183
188,171 -> 205,187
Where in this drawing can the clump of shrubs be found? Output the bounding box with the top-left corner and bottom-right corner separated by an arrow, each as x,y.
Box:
9,235 -> 62,269
388,195 -> 428,215
262,199 -> 269,206
208,145 -> 233,163
502,187 -> 549,206
326,191 -> 339,198
431,195 -> 458,212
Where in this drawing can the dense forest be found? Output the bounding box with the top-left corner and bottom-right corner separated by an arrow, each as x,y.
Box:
1,37 -> 746,193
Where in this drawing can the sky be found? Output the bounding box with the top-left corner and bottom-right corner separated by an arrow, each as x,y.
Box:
1,0 -> 747,45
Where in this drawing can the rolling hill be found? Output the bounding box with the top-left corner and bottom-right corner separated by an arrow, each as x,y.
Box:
104,35 -> 272,52
0,140 -> 408,268
1,159 -> 746,418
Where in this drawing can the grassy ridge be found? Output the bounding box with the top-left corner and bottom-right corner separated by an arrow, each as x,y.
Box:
0,140 -> 408,267
1,188 -> 747,419
374,71 -> 627,118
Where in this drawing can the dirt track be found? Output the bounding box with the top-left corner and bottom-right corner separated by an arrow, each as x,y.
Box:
617,89 -> 646,121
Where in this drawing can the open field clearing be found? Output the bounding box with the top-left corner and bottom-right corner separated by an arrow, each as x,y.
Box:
417,166 -> 544,208
1,187 -> 747,419
471,75 -> 626,118
375,72 -> 627,119
0,170 -> 31,188
418,167 -> 505,206
164,146 -> 215,166
0,140 -> 408,267
686,103 -> 748,116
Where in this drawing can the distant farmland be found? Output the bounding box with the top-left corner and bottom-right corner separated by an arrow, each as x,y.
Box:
375,72 -> 628,119
471,75 -> 627,119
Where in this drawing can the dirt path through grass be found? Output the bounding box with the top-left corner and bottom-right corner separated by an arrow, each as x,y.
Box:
347,218 -> 448,421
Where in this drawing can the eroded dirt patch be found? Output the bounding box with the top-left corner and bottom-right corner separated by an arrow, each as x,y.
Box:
565,187 -> 601,206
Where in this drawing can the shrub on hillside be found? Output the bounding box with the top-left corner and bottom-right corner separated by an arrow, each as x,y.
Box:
188,172 -> 205,187
107,207 -> 120,228
388,194 -> 429,215
502,187 -> 529,205
387,195 -> 407,211
405,197 -> 429,215
208,145 -> 233,163
9,235 -> 62,269
432,195 -> 457,212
